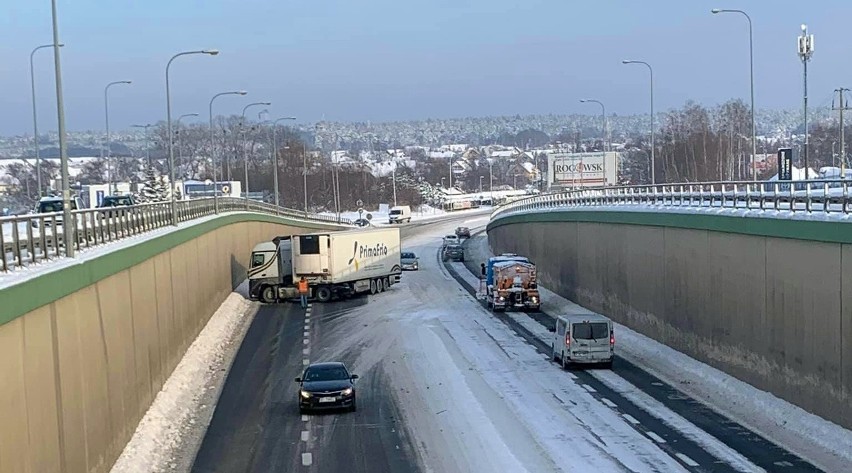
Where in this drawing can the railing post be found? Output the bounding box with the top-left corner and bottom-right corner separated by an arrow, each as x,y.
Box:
745,183 -> 752,210
844,181 -> 849,214
824,182 -> 830,213
759,182 -> 765,211
805,182 -> 812,213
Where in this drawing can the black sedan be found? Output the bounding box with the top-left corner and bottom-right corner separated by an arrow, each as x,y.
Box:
296,362 -> 358,413
443,244 -> 465,262
455,226 -> 471,238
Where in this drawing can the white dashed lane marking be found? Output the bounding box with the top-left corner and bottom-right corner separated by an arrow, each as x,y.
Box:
622,414 -> 640,425
581,384 -> 597,393
600,398 -> 617,408
301,430 -> 309,442
675,453 -> 699,467
301,452 -> 313,466
303,348 -> 310,355
303,330 -> 309,337
303,339 -> 309,345
647,431 -> 667,444
301,415 -> 309,422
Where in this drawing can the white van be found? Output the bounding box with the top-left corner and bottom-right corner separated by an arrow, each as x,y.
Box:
388,205 -> 411,224
551,313 -> 614,369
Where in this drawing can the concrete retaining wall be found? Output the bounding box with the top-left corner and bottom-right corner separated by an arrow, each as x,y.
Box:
487,211 -> 852,430
0,214 -> 345,473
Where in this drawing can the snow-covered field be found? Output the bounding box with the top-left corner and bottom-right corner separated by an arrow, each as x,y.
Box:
461,226 -> 852,473
110,284 -> 256,473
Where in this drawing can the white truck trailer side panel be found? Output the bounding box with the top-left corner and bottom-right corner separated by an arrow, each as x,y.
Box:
293,227 -> 401,284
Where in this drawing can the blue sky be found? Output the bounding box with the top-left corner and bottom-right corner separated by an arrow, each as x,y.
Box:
1,0 -> 851,134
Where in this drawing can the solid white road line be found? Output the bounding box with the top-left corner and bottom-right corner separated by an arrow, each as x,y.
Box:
675,453 -> 699,467
302,452 -> 313,466
581,384 -> 597,393
600,398 -> 618,408
647,431 -> 667,444
301,430 -> 309,442
622,414 -> 641,425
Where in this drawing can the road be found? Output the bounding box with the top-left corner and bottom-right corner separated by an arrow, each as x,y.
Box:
191,212 -> 824,473
191,214 -> 484,473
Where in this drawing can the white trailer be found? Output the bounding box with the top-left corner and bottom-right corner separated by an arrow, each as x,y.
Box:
248,228 -> 401,303
293,227 -> 401,301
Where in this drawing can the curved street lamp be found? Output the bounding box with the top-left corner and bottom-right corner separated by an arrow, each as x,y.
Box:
273,116 -> 297,210
165,49 -> 219,225
622,59 -> 655,184
105,80 -> 132,193
30,42 -> 63,197
176,112 -> 199,179
209,90 -> 247,213
240,101 -> 271,208
712,8 -> 757,180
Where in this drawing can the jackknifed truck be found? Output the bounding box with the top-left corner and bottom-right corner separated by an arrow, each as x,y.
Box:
248,227 -> 402,303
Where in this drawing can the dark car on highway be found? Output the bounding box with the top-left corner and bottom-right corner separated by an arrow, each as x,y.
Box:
296,362 -> 358,413
443,244 -> 465,262
455,226 -> 471,238
99,195 -> 137,218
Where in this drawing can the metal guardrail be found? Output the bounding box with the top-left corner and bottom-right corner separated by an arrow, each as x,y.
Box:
0,197 -> 352,273
491,179 -> 852,221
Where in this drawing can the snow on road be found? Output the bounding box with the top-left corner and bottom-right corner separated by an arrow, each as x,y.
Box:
463,225 -> 852,473
315,219 -> 688,473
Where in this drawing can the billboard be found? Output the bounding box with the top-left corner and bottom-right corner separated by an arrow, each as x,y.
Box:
547,152 -> 619,189
777,148 -> 793,181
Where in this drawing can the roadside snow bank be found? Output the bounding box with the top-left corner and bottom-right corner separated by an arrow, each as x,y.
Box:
110,285 -> 256,473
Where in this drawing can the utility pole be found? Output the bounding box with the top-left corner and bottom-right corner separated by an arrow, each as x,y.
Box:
833,88 -> 850,178
798,24 -> 814,180
303,143 -> 308,214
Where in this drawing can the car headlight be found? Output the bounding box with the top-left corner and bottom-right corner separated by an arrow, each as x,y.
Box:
300,390 -> 311,399
341,387 -> 353,396
497,296 -> 505,301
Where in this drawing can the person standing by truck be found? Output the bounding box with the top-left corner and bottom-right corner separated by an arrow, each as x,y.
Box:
298,277 -> 309,308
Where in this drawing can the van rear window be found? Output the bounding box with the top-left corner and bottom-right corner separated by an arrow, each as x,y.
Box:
572,322 -> 609,340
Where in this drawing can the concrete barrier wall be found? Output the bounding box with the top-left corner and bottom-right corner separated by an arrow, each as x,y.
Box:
0,214 -> 345,473
487,211 -> 852,430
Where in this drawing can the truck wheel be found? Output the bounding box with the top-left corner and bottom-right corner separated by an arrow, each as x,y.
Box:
370,279 -> 377,295
260,286 -> 277,304
377,278 -> 384,293
316,286 -> 332,302
383,277 -> 390,290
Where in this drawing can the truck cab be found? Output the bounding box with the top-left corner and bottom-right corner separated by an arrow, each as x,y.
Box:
248,238 -> 294,303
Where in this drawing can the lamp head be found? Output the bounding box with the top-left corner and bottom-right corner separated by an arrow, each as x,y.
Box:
203,49 -> 220,56
711,8 -> 721,14
801,24 -> 807,32
580,99 -> 587,103
621,59 -> 631,64
237,90 -> 248,95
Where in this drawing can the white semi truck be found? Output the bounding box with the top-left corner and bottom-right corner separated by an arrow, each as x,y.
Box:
248,227 -> 402,303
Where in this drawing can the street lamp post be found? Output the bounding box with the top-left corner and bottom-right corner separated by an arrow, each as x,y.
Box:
208,90 -> 247,214
273,117 -> 297,210
166,49 -> 219,225
30,43 -> 63,198
798,25 -> 815,180
175,113 -> 199,180
104,80 -> 132,194
712,8 -> 757,181
49,0 -> 74,257
479,175 -> 484,193
240,102 -> 271,209
622,60 -> 655,184
131,124 -> 152,168
580,99 -> 607,151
